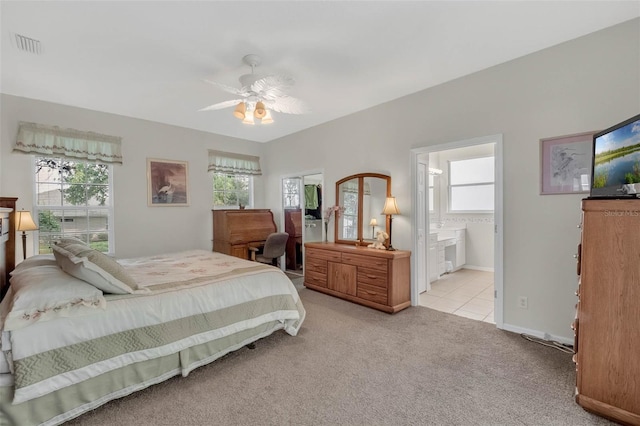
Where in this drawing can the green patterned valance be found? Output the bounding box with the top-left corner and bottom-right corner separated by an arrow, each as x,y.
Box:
207,150 -> 262,176
14,122 -> 123,164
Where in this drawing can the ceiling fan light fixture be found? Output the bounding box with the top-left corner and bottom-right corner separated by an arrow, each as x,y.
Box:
254,101 -> 266,119
261,110 -> 274,124
242,109 -> 255,125
233,102 -> 246,120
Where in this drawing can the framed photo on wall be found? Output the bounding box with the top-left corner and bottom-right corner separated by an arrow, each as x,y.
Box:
540,131 -> 596,195
147,158 -> 189,206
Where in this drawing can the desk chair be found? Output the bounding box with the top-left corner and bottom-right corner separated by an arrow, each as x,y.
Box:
249,232 -> 289,266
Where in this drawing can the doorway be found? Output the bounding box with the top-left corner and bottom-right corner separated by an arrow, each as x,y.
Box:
411,135 -> 504,328
281,171 -> 324,276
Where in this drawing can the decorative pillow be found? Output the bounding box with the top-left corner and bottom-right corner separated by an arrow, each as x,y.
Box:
10,254 -> 57,275
3,265 -> 106,331
52,243 -> 146,294
54,237 -> 89,247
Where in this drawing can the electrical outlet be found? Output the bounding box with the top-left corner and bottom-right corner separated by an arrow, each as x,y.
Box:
518,296 -> 528,309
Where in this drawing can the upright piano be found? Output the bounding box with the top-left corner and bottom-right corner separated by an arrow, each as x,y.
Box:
284,209 -> 303,270
212,209 -> 277,260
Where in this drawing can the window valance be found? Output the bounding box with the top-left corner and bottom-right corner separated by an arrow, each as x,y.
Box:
14,122 -> 123,164
208,150 -> 262,176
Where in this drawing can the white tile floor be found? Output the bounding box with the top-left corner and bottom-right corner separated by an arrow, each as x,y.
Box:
419,269 -> 495,323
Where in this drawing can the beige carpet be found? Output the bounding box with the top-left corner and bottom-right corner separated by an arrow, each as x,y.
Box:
67,281 -> 613,426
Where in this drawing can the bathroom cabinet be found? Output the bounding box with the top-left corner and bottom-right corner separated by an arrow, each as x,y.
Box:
574,199 -> 640,424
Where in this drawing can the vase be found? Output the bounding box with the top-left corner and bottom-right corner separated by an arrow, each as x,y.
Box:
324,222 -> 328,242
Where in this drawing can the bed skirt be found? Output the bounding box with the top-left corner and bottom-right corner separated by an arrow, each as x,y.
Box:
0,319 -> 288,426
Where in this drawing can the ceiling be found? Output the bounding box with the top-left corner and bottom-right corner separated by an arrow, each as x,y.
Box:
1,2 -> 638,143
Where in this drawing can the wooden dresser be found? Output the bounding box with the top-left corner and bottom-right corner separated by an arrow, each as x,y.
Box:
304,242 -> 411,313
574,199 -> 640,425
0,197 -> 17,300
212,209 -> 276,260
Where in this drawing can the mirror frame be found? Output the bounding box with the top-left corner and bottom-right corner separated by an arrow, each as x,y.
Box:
334,173 -> 391,246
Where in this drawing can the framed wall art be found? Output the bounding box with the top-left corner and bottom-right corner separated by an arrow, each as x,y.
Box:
147,158 -> 189,206
540,131 -> 596,195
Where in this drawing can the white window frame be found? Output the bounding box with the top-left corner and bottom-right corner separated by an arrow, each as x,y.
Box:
212,172 -> 254,209
33,156 -> 115,254
448,156 -> 495,213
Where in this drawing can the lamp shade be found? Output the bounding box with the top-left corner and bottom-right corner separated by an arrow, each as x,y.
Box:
254,101 -> 266,119
369,218 -> 378,226
382,197 -> 400,216
233,102 -> 246,120
242,110 -> 255,125
261,109 -> 274,124
16,211 -> 38,231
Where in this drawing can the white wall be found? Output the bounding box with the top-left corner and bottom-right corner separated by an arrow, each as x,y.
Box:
262,19 -> 640,340
0,95 -> 265,259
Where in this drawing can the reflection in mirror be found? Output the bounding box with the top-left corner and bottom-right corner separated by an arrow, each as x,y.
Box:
361,177 -> 388,241
337,178 -> 358,241
335,173 -> 391,246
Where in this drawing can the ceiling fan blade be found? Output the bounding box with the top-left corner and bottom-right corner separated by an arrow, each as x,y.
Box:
251,74 -> 294,99
204,79 -> 247,96
265,96 -> 309,115
198,99 -> 244,112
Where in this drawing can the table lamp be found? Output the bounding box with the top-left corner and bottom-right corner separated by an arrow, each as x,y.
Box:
16,210 -> 38,260
381,197 -> 400,251
369,218 -> 378,239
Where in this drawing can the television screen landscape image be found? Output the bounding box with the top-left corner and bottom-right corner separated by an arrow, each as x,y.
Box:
591,114 -> 640,197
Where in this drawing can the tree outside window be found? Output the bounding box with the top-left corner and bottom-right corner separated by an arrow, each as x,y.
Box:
34,157 -> 113,253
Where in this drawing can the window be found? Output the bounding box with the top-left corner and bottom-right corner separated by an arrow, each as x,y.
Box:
213,173 -> 252,208
449,156 -> 495,212
34,157 -> 113,253
282,178 -> 301,209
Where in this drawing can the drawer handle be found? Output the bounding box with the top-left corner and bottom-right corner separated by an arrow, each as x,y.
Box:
366,274 -> 378,279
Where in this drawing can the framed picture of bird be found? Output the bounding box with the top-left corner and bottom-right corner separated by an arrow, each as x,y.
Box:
147,158 -> 189,206
540,131 -> 596,195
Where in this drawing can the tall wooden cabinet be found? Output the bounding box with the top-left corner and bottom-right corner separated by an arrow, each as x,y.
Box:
574,199 -> 640,425
304,242 -> 411,313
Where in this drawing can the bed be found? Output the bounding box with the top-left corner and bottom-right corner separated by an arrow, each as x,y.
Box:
0,246 -> 305,426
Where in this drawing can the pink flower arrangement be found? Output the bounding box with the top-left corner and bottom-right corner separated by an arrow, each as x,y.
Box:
324,205 -> 343,224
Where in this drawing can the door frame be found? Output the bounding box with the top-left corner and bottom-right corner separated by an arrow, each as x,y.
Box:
410,134 -> 504,328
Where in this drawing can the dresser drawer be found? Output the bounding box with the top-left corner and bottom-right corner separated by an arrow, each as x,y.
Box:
341,253 -> 387,272
358,266 -> 388,289
306,247 -> 342,262
305,257 -> 328,274
305,269 -> 328,288
357,283 -> 388,305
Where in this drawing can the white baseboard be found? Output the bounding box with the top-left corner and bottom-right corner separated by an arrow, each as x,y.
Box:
499,323 -> 574,347
463,265 -> 495,272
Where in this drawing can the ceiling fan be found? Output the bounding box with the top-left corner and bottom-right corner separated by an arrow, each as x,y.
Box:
199,54 -> 308,124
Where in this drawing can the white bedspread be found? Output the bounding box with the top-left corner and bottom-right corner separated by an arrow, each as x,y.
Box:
1,250 -> 305,405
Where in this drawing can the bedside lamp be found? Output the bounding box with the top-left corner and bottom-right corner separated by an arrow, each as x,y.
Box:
381,197 -> 400,251
369,218 -> 378,239
16,210 -> 38,260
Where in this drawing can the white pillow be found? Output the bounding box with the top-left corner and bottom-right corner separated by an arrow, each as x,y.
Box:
3,265 -> 106,331
11,254 -> 57,275
52,243 -> 146,294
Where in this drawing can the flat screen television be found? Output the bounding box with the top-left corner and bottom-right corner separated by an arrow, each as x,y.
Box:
590,113 -> 640,198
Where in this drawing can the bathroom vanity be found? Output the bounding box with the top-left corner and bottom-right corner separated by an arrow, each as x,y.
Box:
429,226 -> 466,282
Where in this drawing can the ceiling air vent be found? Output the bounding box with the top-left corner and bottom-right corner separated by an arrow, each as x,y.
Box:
14,33 -> 42,54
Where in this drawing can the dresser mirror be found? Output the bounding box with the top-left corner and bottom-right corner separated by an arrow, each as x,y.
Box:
335,173 -> 391,245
